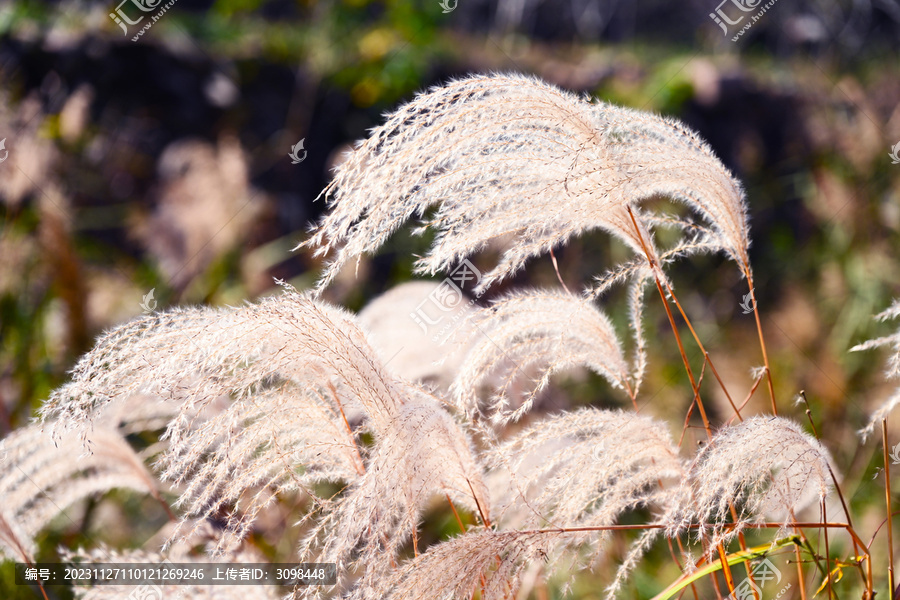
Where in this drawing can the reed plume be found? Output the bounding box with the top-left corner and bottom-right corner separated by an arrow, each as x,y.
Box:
0,424 -> 159,562
451,289 -> 632,422
485,408 -> 683,530
664,416 -> 833,548
357,281 -> 476,386
302,73 -> 750,294
851,300 -> 900,439
347,529 -> 566,600
300,388 -> 488,595
38,284 -> 489,563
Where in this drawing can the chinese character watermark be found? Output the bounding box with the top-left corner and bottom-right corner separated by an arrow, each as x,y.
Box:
726,557 -> 791,600
409,259 -> 483,344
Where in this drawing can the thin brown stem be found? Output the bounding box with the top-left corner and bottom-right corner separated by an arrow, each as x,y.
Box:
822,498 -> 833,600
727,370 -> 765,426
658,277 -> 742,422
625,207 -> 712,439
549,247 -> 571,294
800,392 -> 862,563
675,536 -> 701,600
886,418 -> 896,598
328,381 -> 366,475
798,391 -> 819,439
716,543 -> 737,596
794,533 -> 809,600
446,493 -> 466,534
743,267 -> 777,415
467,478 -> 491,528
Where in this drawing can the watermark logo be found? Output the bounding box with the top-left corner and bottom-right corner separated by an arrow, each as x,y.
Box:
891,442 -> 900,465
410,260 -> 483,342
726,558 -> 790,600
710,0 -> 779,41
889,142 -> 900,165
109,0 -> 162,34
438,0 -> 457,13
109,0 -> 179,40
709,0 -> 760,34
289,139 -> 307,164
0,138 -> 7,163
140,288 -> 157,313
739,293 -> 756,314
126,582 -> 163,599
125,559 -> 187,600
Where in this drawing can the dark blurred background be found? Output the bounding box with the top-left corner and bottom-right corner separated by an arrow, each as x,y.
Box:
2,0 -> 900,597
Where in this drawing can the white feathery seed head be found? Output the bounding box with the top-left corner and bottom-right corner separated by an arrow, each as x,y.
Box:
851,299 -> 900,440
347,529 -> 570,600
299,387 -> 489,594
357,280 -> 476,386
0,423 -> 158,561
665,416 -> 833,547
451,289 -> 631,423
485,408 -> 683,531
302,73 -> 750,294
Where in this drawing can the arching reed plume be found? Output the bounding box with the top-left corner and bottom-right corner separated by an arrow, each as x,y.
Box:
664,416 -> 833,549
852,300 -> 900,439
302,73 -> 750,296
485,408 -> 683,530
299,388 -> 488,596
450,289 -> 633,423
357,280 -> 476,386
0,424 -> 160,562
38,285 -> 489,567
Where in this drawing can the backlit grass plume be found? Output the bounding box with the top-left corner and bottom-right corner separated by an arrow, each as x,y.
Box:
851,299 -> 900,439
0,424 -> 160,562
485,408 -> 683,530
357,281 -> 476,386
300,389 -> 488,595
450,289 -> 633,422
664,416 -> 833,548
39,285 -> 487,556
348,529 -> 567,600
303,74 -> 750,294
